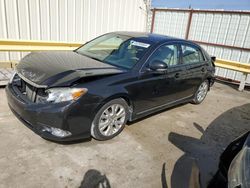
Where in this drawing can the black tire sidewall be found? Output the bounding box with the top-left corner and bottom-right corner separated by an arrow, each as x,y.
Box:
91,98 -> 129,141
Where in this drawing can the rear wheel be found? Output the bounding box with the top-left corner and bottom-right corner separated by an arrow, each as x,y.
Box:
192,80 -> 209,104
91,98 -> 129,141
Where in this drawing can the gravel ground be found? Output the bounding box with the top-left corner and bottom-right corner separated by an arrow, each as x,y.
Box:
0,82 -> 249,188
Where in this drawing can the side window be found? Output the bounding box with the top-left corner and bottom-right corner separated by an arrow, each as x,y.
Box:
148,44 -> 179,67
181,45 -> 204,64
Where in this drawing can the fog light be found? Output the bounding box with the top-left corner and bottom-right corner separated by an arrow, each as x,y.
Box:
42,126 -> 72,138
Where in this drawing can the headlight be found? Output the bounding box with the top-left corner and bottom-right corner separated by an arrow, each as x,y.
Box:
46,87 -> 88,103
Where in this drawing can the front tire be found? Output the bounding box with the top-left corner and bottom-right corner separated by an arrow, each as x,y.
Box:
91,98 -> 129,141
192,80 -> 209,104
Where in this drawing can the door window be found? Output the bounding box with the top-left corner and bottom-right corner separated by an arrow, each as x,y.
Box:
181,45 -> 204,64
148,44 -> 179,67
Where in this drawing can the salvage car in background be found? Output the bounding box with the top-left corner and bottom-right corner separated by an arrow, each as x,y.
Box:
188,132 -> 250,188
208,131 -> 250,188
6,32 -> 215,142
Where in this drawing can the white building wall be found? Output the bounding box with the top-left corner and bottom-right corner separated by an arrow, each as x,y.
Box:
189,13 -> 250,83
152,10 -> 250,83
0,0 -> 148,61
153,10 -> 189,38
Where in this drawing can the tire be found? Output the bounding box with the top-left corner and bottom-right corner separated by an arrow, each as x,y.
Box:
91,98 -> 129,141
192,80 -> 209,104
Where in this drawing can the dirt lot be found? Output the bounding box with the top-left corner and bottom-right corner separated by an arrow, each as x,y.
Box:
0,82 -> 249,188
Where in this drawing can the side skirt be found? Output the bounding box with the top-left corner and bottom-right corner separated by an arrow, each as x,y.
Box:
131,95 -> 194,121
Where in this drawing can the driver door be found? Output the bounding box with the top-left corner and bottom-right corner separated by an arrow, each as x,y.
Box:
133,43 -> 187,114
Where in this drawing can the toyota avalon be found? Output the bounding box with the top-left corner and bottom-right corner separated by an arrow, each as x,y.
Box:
6,32 -> 215,141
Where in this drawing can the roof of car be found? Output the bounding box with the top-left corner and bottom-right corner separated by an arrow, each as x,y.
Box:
113,31 -> 186,44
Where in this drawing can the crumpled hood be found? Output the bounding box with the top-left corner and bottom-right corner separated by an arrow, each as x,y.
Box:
16,51 -> 125,87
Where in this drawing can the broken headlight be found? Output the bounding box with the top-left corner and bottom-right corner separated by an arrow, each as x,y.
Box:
45,87 -> 88,103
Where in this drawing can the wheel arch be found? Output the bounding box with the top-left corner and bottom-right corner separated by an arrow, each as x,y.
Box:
206,77 -> 213,91
94,93 -> 134,121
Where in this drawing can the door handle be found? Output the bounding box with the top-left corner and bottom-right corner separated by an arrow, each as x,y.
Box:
175,73 -> 180,78
201,67 -> 205,72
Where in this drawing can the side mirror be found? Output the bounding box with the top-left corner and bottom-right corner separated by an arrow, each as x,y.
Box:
148,60 -> 168,73
211,56 -> 216,62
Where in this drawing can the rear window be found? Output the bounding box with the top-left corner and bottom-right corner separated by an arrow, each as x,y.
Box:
181,45 -> 205,64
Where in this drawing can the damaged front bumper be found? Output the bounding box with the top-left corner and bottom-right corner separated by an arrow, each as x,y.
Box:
5,83 -> 98,142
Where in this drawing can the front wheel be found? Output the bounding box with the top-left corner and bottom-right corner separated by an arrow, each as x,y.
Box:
192,80 -> 209,104
91,98 -> 129,141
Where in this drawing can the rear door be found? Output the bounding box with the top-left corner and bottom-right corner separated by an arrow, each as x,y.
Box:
180,43 -> 208,96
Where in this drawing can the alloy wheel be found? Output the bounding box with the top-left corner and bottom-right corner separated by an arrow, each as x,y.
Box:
98,104 -> 126,136
197,81 -> 208,102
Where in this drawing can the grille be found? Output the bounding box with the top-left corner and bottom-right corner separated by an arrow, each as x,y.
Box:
12,74 -> 47,103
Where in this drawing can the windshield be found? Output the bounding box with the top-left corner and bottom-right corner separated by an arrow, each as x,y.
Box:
76,33 -> 152,69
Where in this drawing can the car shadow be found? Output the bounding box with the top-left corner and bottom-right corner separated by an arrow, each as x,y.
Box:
44,138 -> 92,145
79,169 -> 111,188
168,103 -> 250,188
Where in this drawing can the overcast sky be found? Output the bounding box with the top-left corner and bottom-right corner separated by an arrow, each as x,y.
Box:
152,0 -> 250,10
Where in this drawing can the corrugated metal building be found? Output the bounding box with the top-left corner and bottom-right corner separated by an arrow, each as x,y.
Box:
0,0 -> 149,61
151,9 -> 250,83
1,2 -> 249,83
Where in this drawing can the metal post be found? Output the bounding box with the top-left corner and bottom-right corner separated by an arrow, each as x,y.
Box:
239,72 -> 248,91
150,8 -> 156,33
185,9 -> 193,40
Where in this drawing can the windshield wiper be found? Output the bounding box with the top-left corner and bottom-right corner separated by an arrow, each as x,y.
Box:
74,51 -> 103,62
88,56 -> 103,62
74,50 -> 83,55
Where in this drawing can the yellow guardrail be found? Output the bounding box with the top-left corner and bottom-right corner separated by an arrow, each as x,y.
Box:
0,61 -> 18,68
0,39 -> 249,90
215,59 -> 250,91
215,59 -> 250,74
0,39 -> 82,51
